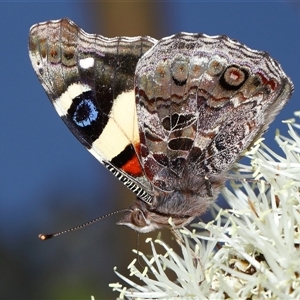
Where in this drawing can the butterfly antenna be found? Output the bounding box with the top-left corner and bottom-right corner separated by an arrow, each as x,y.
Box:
38,209 -> 130,240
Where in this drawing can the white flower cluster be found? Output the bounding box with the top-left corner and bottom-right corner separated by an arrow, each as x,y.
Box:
110,114 -> 300,299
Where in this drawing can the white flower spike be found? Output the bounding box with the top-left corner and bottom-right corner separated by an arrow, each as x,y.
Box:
111,116 -> 300,299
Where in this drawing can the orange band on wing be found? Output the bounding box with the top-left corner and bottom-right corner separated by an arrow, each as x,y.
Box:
121,153 -> 143,176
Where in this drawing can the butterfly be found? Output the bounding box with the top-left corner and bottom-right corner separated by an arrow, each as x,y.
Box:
29,18 -> 293,233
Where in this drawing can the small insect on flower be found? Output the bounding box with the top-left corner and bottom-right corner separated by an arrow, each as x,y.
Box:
29,18 -> 293,234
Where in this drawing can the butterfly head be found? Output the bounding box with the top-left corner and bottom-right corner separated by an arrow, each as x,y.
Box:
118,184 -> 214,233
117,199 -> 195,233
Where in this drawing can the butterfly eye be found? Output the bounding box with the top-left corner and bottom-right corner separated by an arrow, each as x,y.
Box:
131,209 -> 147,228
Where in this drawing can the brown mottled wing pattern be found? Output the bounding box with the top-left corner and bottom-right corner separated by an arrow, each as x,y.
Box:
135,33 -> 293,192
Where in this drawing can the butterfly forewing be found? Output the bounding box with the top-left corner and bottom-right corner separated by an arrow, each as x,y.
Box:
29,18 -> 157,196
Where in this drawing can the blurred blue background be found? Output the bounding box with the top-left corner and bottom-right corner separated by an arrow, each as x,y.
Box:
1,2 -> 299,299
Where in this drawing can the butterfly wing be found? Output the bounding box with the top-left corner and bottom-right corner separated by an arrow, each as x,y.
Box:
135,33 -> 293,192
29,18 -> 157,199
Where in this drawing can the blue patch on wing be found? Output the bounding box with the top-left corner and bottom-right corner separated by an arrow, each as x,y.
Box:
73,99 -> 98,127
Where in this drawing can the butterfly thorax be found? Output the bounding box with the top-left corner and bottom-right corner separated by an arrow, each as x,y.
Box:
118,172 -> 226,233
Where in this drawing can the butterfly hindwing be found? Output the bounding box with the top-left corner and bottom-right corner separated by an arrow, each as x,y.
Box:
134,33 -> 293,192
